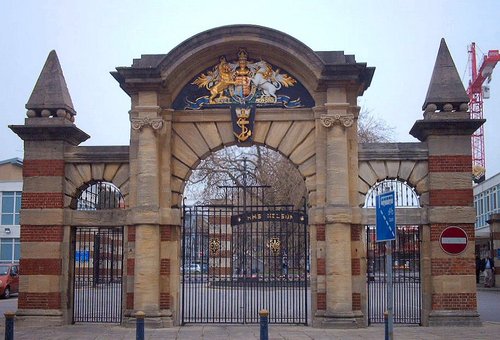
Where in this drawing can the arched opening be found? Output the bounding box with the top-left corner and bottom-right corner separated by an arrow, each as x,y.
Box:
72,180 -> 125,210
364,179 -> 422,325
71,180 -> 125,324
180,145 -> 309,324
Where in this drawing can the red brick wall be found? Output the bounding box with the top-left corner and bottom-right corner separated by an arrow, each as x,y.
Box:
160,226 -> 172,241
317,292 -> 326,310
160,259 -> 170,275
126,292 -> 134,310
317,258 -> 325,275
127,258 -> 135,276
432,293 -> 477,310
431,258 -> 474,276
351,258 -> 360,276
351,225 -> 361,241
160,293 -> 171,309
128,226 -> 135,242
20,258 -> 62,275
352,293 -> 361,310
430,224 -> 474,241
18,292 -> 61,309
428,155 -> 472,172
429,189 -> 473,206
21,192 -> 64,209
23,160 -> 65,177
316,225 -> 325,241
21,225 -> 64,242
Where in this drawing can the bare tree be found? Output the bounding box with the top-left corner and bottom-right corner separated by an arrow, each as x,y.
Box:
186,146 -> 306,207
185,109 -> 393,204
357,109 -> 395,143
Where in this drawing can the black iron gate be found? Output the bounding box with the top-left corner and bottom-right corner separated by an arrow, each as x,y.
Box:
181,186 -> 308,324
366,225 -> 421,324
72,227 -> 124,323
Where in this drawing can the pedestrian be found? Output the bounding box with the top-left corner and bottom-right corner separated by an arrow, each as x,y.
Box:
484,255 -> 495,288
476,254 -> 485,284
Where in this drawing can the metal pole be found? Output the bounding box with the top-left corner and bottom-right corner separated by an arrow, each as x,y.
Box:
386,241 -> 393,340
259,309 -> 269,340
4,311 -> 15,340
135,311 -> 145,340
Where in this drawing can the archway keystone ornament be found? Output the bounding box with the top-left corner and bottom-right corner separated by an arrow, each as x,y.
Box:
439,226 -> 468,255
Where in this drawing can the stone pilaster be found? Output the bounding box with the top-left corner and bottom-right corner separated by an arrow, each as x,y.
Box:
128,91 -> 167,327
312,89 -> 361,328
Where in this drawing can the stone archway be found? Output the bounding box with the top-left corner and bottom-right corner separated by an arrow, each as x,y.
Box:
111,25 -> 374,327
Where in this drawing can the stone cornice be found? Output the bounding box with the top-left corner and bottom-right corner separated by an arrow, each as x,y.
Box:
9,122 -> 90,145
410,118 -> 485,141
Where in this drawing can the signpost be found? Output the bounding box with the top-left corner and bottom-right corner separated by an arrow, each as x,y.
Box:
439,226 -> 468,255
376,191 -> 396,340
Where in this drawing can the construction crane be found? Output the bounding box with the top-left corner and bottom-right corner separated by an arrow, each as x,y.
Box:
467,43 -> 500,183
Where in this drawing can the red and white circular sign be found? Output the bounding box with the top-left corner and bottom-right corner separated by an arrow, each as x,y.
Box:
439,226 -> 468,255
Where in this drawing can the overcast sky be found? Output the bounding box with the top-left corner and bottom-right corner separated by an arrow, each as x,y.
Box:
1,0 -> 499,178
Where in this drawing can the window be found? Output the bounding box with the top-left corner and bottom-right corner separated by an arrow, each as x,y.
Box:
0,238 -> 19,262
1,191 -> 21,226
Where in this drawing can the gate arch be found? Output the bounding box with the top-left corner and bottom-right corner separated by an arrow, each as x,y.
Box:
113,24 -> 374,327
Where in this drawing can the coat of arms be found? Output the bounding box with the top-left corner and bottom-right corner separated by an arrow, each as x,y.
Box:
176,49 -> 311,110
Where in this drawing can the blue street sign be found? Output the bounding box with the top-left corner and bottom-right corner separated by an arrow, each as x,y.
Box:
376,191 -> 396,242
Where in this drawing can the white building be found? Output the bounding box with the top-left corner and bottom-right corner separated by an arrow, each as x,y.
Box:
474,172 -> 500,256
0,158 -> 22,263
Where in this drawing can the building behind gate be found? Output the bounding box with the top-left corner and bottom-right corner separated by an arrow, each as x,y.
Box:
10,25 -> 482,328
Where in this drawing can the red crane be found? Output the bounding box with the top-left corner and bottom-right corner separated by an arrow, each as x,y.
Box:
467,43 -> 500,183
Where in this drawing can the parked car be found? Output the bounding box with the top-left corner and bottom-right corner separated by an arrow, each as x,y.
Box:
0,263 -> 19,299
181,263 -> 201,274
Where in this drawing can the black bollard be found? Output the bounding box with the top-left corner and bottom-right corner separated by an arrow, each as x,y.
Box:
5,311 -> 15,340
135,311 -> 145,340
259,309 -> 269,340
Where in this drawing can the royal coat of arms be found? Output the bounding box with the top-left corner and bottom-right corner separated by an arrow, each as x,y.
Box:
173,49 -> 313,110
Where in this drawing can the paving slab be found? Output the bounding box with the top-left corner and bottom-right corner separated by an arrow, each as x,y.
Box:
1,322 -> 499,339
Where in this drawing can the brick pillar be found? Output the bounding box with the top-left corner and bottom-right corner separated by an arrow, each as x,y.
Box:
10,120 -> 89,326
409,38 -> 484,326
411,110 -> 483,326
487,214 -> 500,287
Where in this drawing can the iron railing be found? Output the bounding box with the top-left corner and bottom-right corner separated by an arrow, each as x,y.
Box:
72,227 -> 124,323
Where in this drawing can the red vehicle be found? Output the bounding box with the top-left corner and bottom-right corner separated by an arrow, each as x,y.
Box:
0,263 -> 19,299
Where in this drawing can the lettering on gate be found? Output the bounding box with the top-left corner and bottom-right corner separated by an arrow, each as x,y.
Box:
231,210 -> 307,225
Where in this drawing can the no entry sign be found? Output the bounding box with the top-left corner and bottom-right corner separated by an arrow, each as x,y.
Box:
439,226 -> 468,255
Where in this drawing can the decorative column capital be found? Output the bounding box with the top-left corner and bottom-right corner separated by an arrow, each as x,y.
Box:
131,117 -> 164,131
320,113 -> 354,128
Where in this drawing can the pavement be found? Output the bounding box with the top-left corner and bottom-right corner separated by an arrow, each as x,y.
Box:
1,322 -> 500,340
0,286 -> 498,339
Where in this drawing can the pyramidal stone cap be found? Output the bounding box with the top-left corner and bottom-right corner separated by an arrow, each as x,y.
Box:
25,50 -> 76,119
422,38 -> 469,112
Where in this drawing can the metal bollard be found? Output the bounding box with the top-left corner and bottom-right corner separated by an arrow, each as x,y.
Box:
384,311 -> 388,340
259,309 -> 269,340
5,311 -> 15,340
135,311 -> 145,340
